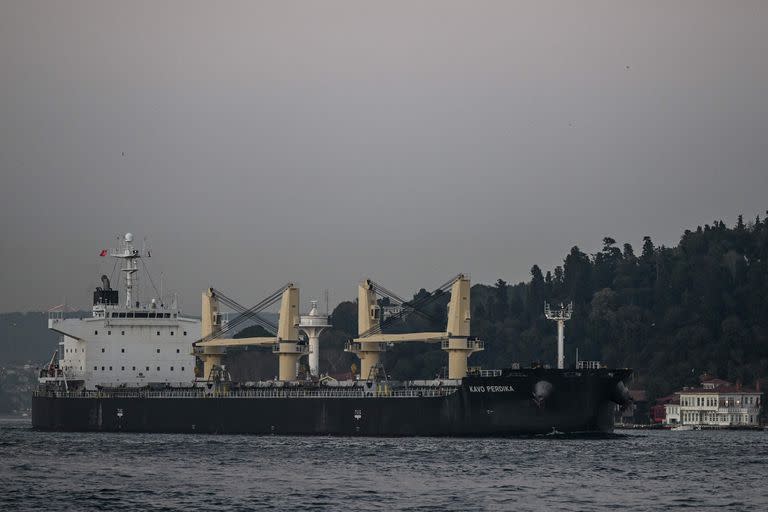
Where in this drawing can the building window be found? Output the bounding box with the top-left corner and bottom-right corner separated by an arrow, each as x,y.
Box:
94,366 -> 97,371
176,349 -> 180,354
183,331 -> 187,336
157,331 -> 160,336
132,366 -> 136,371
121,348 -> 125,353
101,366 -> 105,371
146,366 -> 149,371
121,366 -> 125,371
156,366 -> 160,371
121,331 -> 125,336
170,366 -> 174,371
181,367 -> 185,371
101,348 -> 105,353
170,331 -> 174,336
156,348 -> 160,353
94,330 -> 98,335
108,330 -> 111,335
109,366 -> 112,371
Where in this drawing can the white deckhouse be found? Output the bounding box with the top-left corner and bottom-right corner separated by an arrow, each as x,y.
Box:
44,233 -> 199,390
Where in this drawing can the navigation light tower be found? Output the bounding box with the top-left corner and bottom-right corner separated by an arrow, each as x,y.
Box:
544,302 -> 573,369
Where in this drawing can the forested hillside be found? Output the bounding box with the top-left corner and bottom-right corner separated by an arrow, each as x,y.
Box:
327,213 -> 768,399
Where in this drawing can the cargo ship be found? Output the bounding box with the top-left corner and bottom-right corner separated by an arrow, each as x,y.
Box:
32,233 -> 632,435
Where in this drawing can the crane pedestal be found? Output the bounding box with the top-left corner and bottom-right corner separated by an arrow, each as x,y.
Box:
345,341 -> 386,380
199,347 -> 225,380
273,342 -> 308,381
442,337 -> 485,379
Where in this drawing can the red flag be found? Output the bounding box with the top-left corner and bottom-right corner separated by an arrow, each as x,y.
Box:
99,249 -> 108,257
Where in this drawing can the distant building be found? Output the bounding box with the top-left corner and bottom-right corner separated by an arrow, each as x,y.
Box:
650,394 -> 677,424
664,376 -> 762,427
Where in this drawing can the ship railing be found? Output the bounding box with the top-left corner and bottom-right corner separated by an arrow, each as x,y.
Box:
33,386 -> 460,399
467,369 -> 503,377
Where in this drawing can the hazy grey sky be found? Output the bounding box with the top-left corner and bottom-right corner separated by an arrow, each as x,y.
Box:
1,1 -> 766,313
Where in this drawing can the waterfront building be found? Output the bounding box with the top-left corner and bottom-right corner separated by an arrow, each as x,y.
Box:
664,376 -> 762,427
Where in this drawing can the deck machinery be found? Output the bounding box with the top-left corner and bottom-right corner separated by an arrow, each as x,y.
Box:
347,274 -> 483,380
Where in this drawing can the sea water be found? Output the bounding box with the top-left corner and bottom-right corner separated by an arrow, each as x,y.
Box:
1,418 -> 766,511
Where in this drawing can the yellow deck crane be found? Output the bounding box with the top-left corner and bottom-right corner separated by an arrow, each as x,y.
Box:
345,274 -> 483,380
193,283 -> 304,382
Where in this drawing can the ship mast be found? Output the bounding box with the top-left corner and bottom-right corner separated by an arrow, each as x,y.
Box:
112,232 -> 141,308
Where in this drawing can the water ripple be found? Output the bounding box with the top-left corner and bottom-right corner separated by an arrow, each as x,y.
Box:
1,418 -> 767,511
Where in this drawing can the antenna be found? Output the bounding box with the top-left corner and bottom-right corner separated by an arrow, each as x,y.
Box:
324,288 -> 330,315
544,301 -> 573,369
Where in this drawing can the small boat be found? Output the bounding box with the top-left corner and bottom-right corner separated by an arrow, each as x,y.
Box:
671,425 -> 693,431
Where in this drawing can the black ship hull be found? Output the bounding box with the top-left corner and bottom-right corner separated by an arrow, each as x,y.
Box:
32,369 -> 632,436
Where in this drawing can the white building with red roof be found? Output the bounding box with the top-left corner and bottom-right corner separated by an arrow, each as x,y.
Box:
665,376 -> 762,427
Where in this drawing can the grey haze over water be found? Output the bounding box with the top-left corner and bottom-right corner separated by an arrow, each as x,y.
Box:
1,1 -> 767,313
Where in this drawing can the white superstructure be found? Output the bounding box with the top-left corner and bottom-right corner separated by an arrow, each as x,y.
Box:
45,233 -> 199,389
